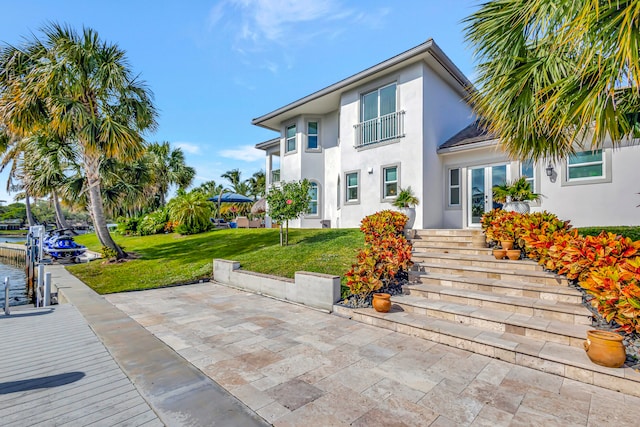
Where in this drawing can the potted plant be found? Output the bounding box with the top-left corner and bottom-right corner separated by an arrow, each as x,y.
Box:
493,222 -> 516,250
392,186 -> 420,229
492,177 -> 539,213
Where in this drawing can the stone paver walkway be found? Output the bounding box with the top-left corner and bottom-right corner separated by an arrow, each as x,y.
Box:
107,283 -> 640,427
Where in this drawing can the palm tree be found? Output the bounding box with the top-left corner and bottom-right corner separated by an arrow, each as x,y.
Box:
464,0 -> 640,161
194,180 -> 224,198
248,170 -> 266,200
147,142 -> 196,207
221,169 -> 248,195
0,24 -> 157,258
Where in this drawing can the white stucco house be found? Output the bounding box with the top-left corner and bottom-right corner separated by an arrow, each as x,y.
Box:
254,39 -> 640,229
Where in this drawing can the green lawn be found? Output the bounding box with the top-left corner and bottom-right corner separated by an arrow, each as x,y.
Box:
68,228 -> 362,294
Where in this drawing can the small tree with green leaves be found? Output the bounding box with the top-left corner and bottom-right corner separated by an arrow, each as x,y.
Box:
266,180 -> 311,246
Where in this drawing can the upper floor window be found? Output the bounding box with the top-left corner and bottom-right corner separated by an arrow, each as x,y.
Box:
307,121 -> 319,150
285,124 -> 296,153
308,182 -> 319,215
521,160 -> 536,193
449,168 -> 460,206
362,83 -> 396,122
383,166 -> 398,199
568,150 -> 603,180
356,83 -> 403,147
346,172 -> 359,203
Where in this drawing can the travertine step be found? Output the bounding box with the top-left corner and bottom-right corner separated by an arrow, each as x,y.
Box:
397,290 -> 591,326
414,229 -> 483,237
412,251 -> 543,272
332,305 -> 640,398
411,272 -> 583,304
411,240 -> 478,248
412,246 -> 493,256
411,235 -> 479,243
411,263 -> 568,286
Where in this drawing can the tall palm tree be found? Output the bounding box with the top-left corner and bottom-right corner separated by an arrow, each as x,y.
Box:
147,142 -> 195,207
221,169 -> 247,194
0,24 -> 157,258
248,170 -> 266,200
464,0 -> 640,161
194,180 -> 224,198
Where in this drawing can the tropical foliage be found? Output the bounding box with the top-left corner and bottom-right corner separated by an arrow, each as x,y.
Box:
167,191 -> 214,235
482,209 -> 640,333
392,186 -> 420,208
266,180 -> 311,246
465,0 -> 640,161
344,210 -> 413,306
492,177 -> 539,203
0,23 -> 157,258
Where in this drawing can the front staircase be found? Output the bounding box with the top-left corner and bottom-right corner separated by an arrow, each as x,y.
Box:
333,229 -> 640,397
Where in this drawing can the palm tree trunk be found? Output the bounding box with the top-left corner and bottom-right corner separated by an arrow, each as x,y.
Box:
84,152 -> 126,259
25,192 -> 35,227
52,190 -> 71,231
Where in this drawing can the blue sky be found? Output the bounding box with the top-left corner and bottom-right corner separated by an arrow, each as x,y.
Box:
0,0 -> 479,203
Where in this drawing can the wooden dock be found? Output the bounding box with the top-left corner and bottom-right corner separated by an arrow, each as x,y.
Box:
0,304 -> 162,426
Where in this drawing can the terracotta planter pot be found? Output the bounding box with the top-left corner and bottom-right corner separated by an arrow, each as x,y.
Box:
506,249 -> 521,260
500,240 -> 514,250
583,330 -> 626,368
493,249 -> 506,260
372,293 -> 391,313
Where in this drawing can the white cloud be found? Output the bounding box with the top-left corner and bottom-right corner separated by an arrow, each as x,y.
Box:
174,142 -> 202,155
219,145 -> 264,162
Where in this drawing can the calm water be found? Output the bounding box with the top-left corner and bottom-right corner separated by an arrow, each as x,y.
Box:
0,237 -> 28,307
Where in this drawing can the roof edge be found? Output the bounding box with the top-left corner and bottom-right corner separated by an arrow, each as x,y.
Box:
252,39 -> 473,127
255,137 -> 280,150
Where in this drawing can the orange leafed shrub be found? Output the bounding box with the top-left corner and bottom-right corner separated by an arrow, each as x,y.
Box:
345,210 -> 413,303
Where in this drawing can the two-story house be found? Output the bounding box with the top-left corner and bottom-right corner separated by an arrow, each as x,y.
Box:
254,39 -> 640,229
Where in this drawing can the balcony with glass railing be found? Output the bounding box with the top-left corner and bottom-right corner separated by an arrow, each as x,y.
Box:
354,110 -> 405,148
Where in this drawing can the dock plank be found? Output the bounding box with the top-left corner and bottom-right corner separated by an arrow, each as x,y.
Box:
0,305 -> 162,426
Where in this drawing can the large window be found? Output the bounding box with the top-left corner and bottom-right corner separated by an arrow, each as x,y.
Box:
307,121 -> 318,150
346,172 -> 359,203
568,150 -> 603,180
383,166 -> 398,199
308,182 -> 318,215
285,124 -> 296,153
449,168 -> 460,206
521,160 -> 536,193
358,83 -> 399,145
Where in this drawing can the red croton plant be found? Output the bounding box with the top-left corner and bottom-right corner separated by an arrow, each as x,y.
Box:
345,210 -> 413,305
482,209 -> 640,333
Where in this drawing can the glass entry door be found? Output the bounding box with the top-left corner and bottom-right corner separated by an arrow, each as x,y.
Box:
468,165 -> 507,226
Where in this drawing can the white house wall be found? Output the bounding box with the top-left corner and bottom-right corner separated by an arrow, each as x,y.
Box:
422,63 -> 474,228
337,62 -> 425,228
533,145 -> 640,227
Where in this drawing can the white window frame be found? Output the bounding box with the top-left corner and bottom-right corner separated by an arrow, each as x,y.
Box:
520,160 -> 536,194
361,82 -> 397,121
307,181 -> 320,217
448,168 -> 461,208
285,124 -> 296,154
381,164 -> 399,201
306,120 -> 320,151
561,149 -> 612,186
345,171 -> 360,205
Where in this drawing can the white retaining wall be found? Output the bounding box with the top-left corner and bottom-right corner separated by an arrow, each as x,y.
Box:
213,259 -> 341,312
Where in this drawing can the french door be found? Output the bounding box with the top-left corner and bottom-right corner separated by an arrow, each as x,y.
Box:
468,165 -> 508,226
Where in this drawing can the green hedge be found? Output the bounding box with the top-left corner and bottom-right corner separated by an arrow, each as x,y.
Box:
578,226 -> 640,242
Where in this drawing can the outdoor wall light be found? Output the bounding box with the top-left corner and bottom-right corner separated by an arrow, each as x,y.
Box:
367,167 -> 374,174
545,163 -> 554,177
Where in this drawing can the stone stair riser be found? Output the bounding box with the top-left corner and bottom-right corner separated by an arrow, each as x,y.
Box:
411,255 -> 542,272
414,230 -> 483,237
413,247 -> 493,255
332,305 -> 640,398
412,240 -> 477,248
413,267 -> 567,286
412,277 -> 582,304
397,295 -> 590,326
